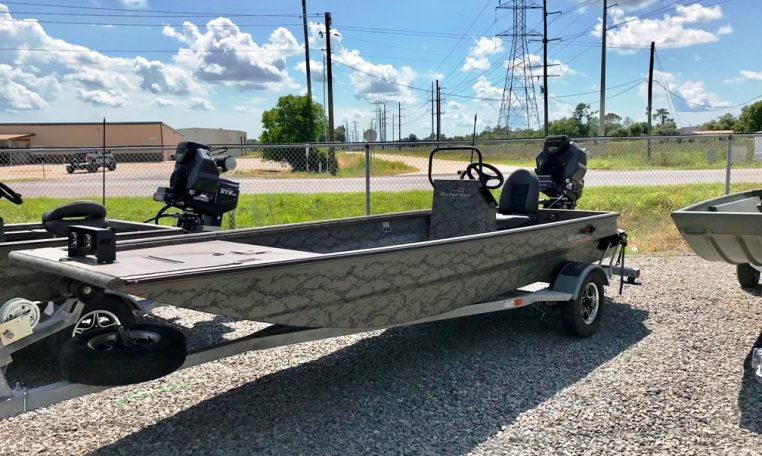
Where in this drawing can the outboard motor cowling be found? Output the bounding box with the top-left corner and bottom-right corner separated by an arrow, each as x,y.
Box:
153,141 -> 240,232
535,135 -> 587,209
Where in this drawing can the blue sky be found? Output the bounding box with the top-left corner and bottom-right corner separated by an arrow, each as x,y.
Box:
0,0 -> 759,139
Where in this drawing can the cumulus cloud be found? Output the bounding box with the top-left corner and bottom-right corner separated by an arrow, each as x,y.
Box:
0,64 -> 54,110
641,71 -> 729,112
462,37 -> 502,72
295,59 -> 325,83
306,21 -> 417,103
134,56 -> 201,95
739,70 -> 762,81
150,97 -> 175,107
717,25 -> 733,35
188,97 -> 214,111
164,18 -> 302,90
595,4 -> 726,54
472,75 -> 502,100
76,89 -> 127,107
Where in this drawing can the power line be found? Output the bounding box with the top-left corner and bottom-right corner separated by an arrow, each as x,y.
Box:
2,0 -> 308,16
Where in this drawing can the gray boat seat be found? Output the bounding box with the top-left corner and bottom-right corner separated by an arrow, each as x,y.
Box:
708,196 -> 762,213
496,169 -> 539,230
42,200 -> 108,236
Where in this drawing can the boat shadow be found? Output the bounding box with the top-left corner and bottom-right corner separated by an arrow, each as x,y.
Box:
94,298 -> 650,455
739,330 -> 762,434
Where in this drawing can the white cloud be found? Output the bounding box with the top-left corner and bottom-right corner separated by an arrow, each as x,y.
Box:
595,4 -> 725,54
307,21 -> 417,103
120,0 -> 147,8
164,19 -> 302,90
188,97 -> 214,111
717,25 -> 733,35
150,97 -> 175,107
472,75 -> 502,100
462,37 -> 502,72
295,59 -> 325,83
640,70 -> 729,112
0,64 -> 54,110
76,89 -> 127,107
134,56 -> 201,95
739,70 -> 762,81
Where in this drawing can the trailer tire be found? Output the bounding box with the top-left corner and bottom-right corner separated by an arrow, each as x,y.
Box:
737,264 -> 760,288
59,324 -> 186,386
50,295 -> 136,354
65,165 -> 74,174
561,272 -> 605,338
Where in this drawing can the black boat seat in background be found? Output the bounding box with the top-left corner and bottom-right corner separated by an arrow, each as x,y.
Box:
42,201 -> 109,236
496,169 -> 539,230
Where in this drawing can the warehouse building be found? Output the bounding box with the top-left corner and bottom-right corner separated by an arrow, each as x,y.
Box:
0,122 -> 184,163
176,128 -> 247,148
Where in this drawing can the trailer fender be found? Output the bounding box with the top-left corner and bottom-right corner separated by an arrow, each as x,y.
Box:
550,262 -> 609,301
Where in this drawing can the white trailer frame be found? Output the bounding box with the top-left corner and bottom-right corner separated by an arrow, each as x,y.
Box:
0,258 -> 639,420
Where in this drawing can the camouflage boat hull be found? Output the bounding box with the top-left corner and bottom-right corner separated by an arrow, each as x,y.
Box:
0,220 -> 178,304
10,209 -> 619,329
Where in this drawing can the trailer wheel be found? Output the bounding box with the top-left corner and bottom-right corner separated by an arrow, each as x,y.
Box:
65,165 -> 74,174
561,272 -> 605,338
737,264 -> 760,288
59,324 -> 186,386
50,295 -> 137,354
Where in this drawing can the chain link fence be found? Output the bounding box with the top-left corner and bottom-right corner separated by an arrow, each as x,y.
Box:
0,134 -> 760,224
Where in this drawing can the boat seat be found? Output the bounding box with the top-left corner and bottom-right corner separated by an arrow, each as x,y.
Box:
42,201 -> 109,236
708,196 -> 762,213
496,169 -> 539,230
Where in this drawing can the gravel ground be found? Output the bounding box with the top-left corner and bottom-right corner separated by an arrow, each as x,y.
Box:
0,252 -> 760,455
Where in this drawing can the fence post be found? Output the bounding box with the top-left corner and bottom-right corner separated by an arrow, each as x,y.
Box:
305,144 -> 310,172
364,142 -> 371,215
724,134 -> 733,195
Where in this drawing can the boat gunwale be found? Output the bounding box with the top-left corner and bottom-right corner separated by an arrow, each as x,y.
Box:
11,209 -> 619,289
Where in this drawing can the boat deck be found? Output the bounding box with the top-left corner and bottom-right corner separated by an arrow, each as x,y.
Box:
18,240 -> 318,278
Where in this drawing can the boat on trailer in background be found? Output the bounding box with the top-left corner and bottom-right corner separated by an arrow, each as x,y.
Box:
671,188 -> 762,383
0,136 -> 639,418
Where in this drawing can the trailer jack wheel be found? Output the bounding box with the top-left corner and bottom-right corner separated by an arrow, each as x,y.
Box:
561,272 -> 605,338
59,324 -> 186,386
50,295 -> 137,354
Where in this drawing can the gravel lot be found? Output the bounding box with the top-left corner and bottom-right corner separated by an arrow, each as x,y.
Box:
0,253 -> 760,455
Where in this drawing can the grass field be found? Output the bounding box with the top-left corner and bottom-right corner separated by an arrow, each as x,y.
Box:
2,182 -> 757,252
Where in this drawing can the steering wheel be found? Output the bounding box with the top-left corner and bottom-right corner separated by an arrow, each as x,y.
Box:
0,182 -> 23,205
461,162 -> 505,189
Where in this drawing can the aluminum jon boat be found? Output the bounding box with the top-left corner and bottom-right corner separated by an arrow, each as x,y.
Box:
8,137 -> 627,329
671,189 -> 762,288
0,137 -> 640,416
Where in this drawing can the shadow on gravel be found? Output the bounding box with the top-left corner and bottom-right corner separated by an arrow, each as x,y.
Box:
739,330 -> 762,434
95,298 -> 649,456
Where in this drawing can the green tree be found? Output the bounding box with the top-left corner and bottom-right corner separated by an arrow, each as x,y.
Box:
334,125 -> 347,142
259,95 -> 331,172
260,95 -> 326,143
738,100 -> 762,132
604,112 -> 622,135
406,133 -> 418,141
654,108 -> 671,125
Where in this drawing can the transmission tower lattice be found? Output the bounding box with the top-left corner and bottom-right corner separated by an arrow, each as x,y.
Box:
496,0 -> 542,132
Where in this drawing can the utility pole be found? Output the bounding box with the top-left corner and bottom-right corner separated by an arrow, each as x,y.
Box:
392,114 -> 395,141
431,81 -> 434,138
647,41 -> 655,160
435,79 -> 441,141
398,102 -> 402,142
324,12 -> 336,173
542,0 -> 560,137
352,120 -> 358,143
301,0 -> 312,100
598,0 -> 608,137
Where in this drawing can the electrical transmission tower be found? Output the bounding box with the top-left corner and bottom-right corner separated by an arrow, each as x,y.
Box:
496,0 -> 542,132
